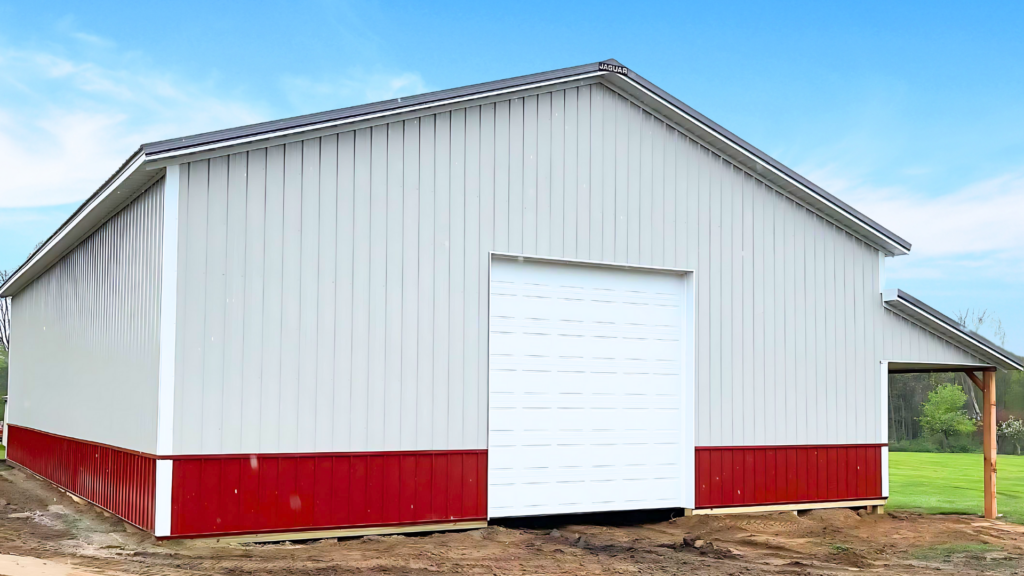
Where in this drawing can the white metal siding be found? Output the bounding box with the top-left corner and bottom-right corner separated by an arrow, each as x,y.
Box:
171,80 -> 946,454
9,179 -> 164,453
882,309 -> 984,365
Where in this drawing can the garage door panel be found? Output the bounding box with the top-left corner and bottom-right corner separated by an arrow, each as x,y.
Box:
490,334 -> 681,360
492,298 -> 679,328
489,478 -> 682,515
489,329 -> 680,355
489,373 -> 681,399
489,258 -> 689,518
489,464 -> 683,486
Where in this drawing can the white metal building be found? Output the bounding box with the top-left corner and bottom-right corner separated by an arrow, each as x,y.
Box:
1,60 -> 1019,539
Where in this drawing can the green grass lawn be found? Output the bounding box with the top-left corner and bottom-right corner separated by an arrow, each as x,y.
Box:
889,452 -> 1024,523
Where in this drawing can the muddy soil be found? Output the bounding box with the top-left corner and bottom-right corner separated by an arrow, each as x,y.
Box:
0,462 -> 1021,575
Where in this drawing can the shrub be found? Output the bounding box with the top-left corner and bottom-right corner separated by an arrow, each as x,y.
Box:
919,384 -> 976,449
999,417 -> 1024,455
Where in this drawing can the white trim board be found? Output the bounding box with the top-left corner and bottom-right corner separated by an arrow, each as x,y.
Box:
154,460 -> 173,537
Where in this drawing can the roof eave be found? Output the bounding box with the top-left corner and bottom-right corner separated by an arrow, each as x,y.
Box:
595,70 -> 911,256
0,149 -> 155,298
4,59 -> 916,296
883,289 -> 1023,371
141,59 -> 911,257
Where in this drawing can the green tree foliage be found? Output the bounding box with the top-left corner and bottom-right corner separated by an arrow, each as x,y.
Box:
0,346 -> 6,397
918,384 -> 977,448
999,417 -> 1024,455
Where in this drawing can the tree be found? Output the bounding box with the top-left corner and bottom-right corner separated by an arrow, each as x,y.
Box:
999,417 -> 1024,455
953,308 -> 1007,420
0,346 -> 7,399
0,269 -> 9,352
918,383 -> 977,449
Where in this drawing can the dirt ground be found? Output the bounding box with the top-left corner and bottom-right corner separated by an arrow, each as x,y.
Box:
0,462 -> 1021,575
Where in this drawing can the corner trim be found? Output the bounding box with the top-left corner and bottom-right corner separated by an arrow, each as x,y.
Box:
154,460 -> 173,537
156,164 -> 180,456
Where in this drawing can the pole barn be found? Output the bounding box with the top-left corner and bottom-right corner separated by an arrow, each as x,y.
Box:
1,60 -> 1020,540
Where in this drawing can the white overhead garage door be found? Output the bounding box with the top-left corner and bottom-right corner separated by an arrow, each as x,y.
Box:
488,257 -> 692,518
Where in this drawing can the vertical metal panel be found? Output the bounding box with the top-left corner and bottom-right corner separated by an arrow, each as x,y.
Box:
494,102 -> 510,254
202,156 -> 229,454
432,113 -> 451,450
650,116 -> 664,267
316,135 -> 339,451
536,94 -> 552,257
298,138 -> 321,452
385,122 -> 404,451
280,141 -> 304,452
222,153 -> 249,452
577,85 -> 591,259
401,120 -> 420,451
522,97 -> 537,255
696,444 -> 882,508
10,179 -> 163,454
448,110 -> 466,448
169,79 -> 990,456
613,92 -> 628,263
508,98 -> 524,254
563,88 -> 578,258
464,107 -> 481,450
882,309 -> 982,364
550,91 -> 565,258
416,119 -> 435,450
259,146 -> 285,451
741,174 -> 755,442
590,86 -> 605,261
368,126 -> 388,450
639,110 -> 653,266
8,425 -> 156,532
602,86 -> 617,262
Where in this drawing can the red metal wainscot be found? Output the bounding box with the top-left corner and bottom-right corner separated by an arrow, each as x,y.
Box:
6,425 -> 156,531
7,425 -> 487,539
170,450 -> 487,538
696,444 -> 884,508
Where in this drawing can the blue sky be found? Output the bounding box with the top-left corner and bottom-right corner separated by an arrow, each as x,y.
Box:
1,1 -> 1022,351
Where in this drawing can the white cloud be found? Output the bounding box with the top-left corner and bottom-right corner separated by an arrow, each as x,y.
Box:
70,32 -> 115,47
0,39 -> 430,209
804,166 -> 1024,257
0,47 -> 269,208
804,164 -> 1024,282
281,70 -> 429,115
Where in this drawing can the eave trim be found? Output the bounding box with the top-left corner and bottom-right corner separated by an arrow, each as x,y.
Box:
0,150 -> 147,297
883,289 -> 1023,371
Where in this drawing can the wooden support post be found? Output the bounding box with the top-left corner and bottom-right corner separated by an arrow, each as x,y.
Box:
964,371 -> 983,391
983,370 -> 997,519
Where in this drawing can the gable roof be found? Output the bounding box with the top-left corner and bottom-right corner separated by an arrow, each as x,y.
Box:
883,289 -> 1022,371
1,59 -> 910,298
